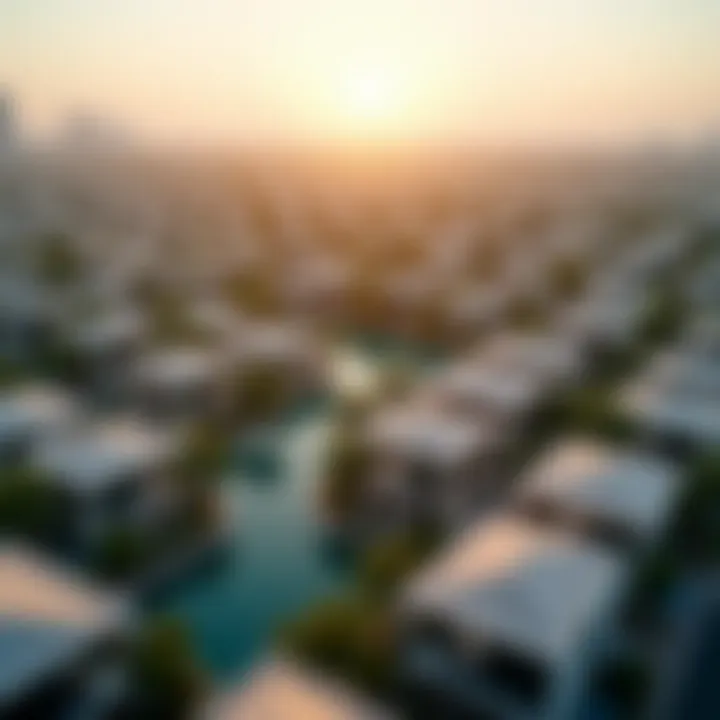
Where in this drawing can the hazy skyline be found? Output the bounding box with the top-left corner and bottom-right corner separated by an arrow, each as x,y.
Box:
2,0 -> 719,146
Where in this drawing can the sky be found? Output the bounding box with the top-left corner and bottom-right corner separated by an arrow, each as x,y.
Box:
1,0 -> 719,146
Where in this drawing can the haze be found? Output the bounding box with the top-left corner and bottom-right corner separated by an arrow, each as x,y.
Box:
1,0 -> 719,147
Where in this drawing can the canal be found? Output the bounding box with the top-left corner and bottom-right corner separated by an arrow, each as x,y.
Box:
150,339 -> 441,682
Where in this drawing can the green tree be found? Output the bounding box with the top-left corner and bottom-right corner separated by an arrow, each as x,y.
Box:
127,616 -> 207,720
234,364 -> 286,422
321,428 -> 370,522
638,289 -> 687,346
279,595 -> 396,695
360,528 -> 442,596
0,466 -> 59,540
36,232 -> 82,286
0,357 -> 26,388
559,387 -> 637,443
178,422 -> 230,485
37,338 -> 86,385
176,422 -> 229,532
224,269 -> 281,317
93,526 -> 153,581
549,257 -> 587,301
674,452 -> 720,559
506,293 -> 547,329
597,655 -> 651,719
380,358 -> 415,403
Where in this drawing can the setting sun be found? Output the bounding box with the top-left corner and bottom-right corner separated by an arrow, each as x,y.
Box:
343,67 -> 400,124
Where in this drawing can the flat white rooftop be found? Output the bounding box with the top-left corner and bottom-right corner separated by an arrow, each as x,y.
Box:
0,545 -> 122,706
368,402 -> 493,467
429,358 -> 545,419
232,320 -> 318,365
74,307 -> 144,352
36,417 -> 177,493
0,384 -> 77,444
559,288 -> 644,346
209,659 -> 392,720
478,330 -> 584,383
135,346 -> 224,390
518,438 -> 680,544
405,516 -> 625,664
621,357 -> 720,446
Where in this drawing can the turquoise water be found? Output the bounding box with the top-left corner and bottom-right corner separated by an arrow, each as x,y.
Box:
151,409 -> 345,681
150,339 -> 442,682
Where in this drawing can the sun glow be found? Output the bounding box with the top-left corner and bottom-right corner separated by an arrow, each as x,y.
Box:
343,67 -> 401,123
305,57 -> 424,141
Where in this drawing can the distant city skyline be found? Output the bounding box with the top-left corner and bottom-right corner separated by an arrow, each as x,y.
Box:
1,0 -> 719,147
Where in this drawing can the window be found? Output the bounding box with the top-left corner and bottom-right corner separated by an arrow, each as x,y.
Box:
411,615 -> 458,659
521,497 -> 562,528
586,517 -> 638,554
483,646 -> 548,708
410,461 -> 438,493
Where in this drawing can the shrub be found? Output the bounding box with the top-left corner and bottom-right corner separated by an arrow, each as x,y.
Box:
321,429 -> 370,522
638,289 -> 687,346
93,526 -> 154,581
506,293 -> 547,329
37,338 -> 86,385
598,655 -> 651,719
673,453 -> 720,559
127,616 -> 207,720
0,466 -> 59,540
233,364 -> 286,422
36,232 -> 82,286
178,422 -> 230,486
550,257 -> 587,301
278,595 -> 397,695
360,528 -> 442,596
559,387 -> 637,443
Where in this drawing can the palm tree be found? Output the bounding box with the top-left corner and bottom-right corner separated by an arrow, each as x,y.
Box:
550,256 -> 587,301
321,427 -> 370,523
0,465 -> 59,541
176,422 -> 229,532
126,616 -> 207,720
36,231 -> 82,287
233,363 -> 286,422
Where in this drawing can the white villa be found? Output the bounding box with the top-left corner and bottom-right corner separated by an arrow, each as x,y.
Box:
0,544 -> 128,720
686,253 -> 720,309
34,417 -> 181,551
72,306 -> 145,363
283,256 -> 351,319
515,438 -> 680,554
426,330 -> 584,433
558,284 -> 647,357
478,331 -> 587,390
231,319 -> 325,396
445,283 -> 510,339
366,401 -> 501,530
620,348 -> 720,458
0,278 -> 54,361
0,384 -> 78,464
428,356 -> 546,433
131,346 -> 231,419
681,315 -> 720,364
401,515 -> 626,720
207,659 -> 393,720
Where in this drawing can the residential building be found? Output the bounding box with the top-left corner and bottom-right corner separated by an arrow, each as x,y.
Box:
207,658 -> 393,720
0,544 -> 128,720
401,516 -> 626,720
515,438 -> 680,554
34,417 -> 181,552
366,401 -> 501,530
0,384 -> 77,464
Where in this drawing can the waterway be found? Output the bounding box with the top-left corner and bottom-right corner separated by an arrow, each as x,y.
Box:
150,339 -> 441,682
